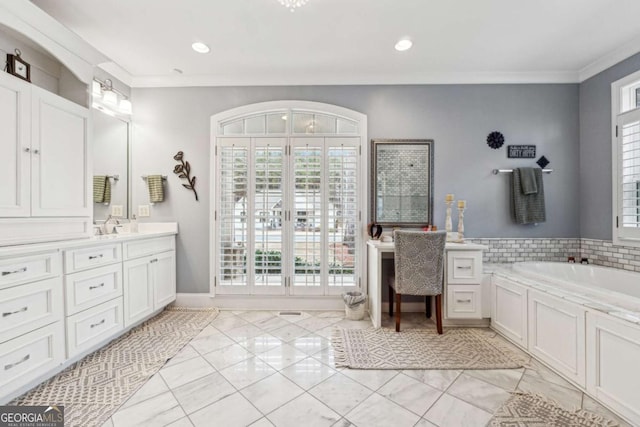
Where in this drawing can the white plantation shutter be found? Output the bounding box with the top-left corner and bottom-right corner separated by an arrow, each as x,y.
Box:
212,103 -> 365,297
617,108 -> 640,240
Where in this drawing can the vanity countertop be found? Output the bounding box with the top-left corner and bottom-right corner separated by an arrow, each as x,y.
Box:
0,222 -> 178,258
367,239 -> 488,251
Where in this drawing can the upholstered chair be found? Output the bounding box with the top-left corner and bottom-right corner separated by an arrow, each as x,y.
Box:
388,230 -> 447,333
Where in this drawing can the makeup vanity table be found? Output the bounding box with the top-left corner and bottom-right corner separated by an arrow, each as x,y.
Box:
367,239 -> 488,328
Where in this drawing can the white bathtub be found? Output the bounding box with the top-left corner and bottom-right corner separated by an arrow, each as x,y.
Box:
491,261 -> 640,424
510,261 -> 640,313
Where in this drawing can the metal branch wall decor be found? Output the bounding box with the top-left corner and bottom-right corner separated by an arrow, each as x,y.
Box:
173,151 -> 198,201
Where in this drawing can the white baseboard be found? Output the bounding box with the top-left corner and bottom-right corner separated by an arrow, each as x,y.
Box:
175,293 -> 345,311
174,294 -> 489,327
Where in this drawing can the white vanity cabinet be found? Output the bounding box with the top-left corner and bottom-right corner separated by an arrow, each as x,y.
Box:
0,251 -> 65,399
0,73 -> 31,218
0,74 -> 91,246
445,249 -> 484,319
123,237 -> 176,327
63,244 -> 124,358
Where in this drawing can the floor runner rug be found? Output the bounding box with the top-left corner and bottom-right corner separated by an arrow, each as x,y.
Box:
332,327 -> 528,369
490,392 -> 620,426
12,306 -> 219,427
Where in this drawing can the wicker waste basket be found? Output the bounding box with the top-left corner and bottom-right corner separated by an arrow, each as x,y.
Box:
343,291 -> 366,320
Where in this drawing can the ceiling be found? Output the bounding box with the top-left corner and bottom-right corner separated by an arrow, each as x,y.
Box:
30,0 -> 640,87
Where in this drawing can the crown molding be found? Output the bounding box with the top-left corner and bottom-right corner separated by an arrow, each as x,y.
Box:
579,34 -> 640,82
129,70 -> 579,88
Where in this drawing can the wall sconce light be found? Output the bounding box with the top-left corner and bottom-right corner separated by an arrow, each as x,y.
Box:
92,78 -> 133,117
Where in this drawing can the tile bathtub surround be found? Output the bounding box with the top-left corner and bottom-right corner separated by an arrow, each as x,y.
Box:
465,237 -> 640,272
102,311 -> 630,427
581,238 -> 640,272
466,238 -> 581,264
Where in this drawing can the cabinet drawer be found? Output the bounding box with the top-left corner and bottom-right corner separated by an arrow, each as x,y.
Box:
447,250 -> 482,284
446,285 -> 482,319
64,243 -> 121,273
66,298 -> 123,358
123,236 -> 175,260
64,264 -> 123,315
0,277 -> 63,344
0,252 -> 60,290
0,322 -> 65,396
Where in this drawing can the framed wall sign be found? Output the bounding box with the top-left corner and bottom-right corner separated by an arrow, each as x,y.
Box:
6,49 -> 31,82
507,145 -> 536,158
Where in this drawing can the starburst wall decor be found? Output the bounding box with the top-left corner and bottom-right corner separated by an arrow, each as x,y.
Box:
487,131 -> 505,149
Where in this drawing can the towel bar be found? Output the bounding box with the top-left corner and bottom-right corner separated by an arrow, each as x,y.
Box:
141,175 -> 167,180
492,169 -> 553,175
106,175 -> 119,181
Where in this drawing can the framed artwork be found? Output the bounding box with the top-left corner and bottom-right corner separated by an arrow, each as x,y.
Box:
371,139 -> 434,226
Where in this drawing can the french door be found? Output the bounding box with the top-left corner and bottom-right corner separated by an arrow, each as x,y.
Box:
214,136 -> 361,296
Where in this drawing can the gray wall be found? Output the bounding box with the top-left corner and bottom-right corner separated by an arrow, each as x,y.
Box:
131,84 -> 579,293
579,52 -> 640,240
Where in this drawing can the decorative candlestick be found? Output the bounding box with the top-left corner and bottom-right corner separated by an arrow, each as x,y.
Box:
457,200 -> 466,242
445,194 -> 454,241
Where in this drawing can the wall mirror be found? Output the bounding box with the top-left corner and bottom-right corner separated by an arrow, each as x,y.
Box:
371,139 -> 434,226
92,109 -> 130,221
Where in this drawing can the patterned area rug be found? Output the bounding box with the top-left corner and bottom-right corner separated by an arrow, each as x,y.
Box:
332,328 -> 528,369
12,306 -> 219,427
490,393 -> 619,426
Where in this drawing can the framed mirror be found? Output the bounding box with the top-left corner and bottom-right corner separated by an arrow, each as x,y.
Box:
371,139 -> 434,226
92,109 -> 130,221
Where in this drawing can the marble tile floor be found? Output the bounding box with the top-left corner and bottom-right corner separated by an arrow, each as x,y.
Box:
101,310 -> 631,427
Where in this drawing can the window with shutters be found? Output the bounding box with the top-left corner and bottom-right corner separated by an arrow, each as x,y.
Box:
613,70 -> 640,245
211,102 -> 367,297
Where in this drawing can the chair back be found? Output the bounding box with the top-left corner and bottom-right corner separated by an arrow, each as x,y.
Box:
393,230 -> 447,296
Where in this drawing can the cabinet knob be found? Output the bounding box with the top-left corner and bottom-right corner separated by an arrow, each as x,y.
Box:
24,147 -> 30,153
33,149 -> 40,154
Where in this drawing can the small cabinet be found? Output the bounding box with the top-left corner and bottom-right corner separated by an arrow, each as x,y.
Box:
0,74 -> 91,246
64,243 -> 121,274
0,251 -> 60,290
0,277 -> 63,344
447,250 -> 482,284
445,249 -> 483,319
447,285 -> 481,319
66,298 -> 123,358
123,237 -> 176,327
0,322 -> 65,396
491,276 -> 528,348
64,263 -> 123,315
0,73 -> 30,217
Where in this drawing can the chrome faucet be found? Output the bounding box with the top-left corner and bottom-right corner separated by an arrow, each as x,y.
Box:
104,214 -> 120,234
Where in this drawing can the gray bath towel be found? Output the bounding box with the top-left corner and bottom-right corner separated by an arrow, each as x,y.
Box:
519,167 -> 537,195
512,168 -> 545,224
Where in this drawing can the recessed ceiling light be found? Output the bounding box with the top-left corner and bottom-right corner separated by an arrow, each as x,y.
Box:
191,42 -> 210,53
395,38 -> 413,52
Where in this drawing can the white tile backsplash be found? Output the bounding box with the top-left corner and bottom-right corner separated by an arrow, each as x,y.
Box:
465,237 -> 640,273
